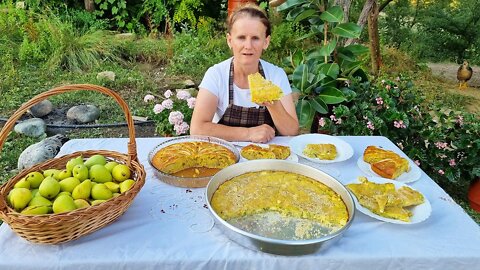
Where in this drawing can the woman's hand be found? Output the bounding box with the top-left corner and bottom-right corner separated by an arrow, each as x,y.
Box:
247,124 -> 275,143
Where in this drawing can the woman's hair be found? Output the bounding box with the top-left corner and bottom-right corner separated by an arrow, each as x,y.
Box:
227,3 -> 271,37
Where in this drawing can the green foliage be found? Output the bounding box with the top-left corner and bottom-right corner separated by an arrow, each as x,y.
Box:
172,0 -> 203,28
94,0 -> 130,30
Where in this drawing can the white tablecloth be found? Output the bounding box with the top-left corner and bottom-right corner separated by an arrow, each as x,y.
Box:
1,136 -> 479,270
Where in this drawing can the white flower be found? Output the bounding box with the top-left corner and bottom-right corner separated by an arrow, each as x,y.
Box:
168,111 -> 184,125
164,90 -> 173,98
176,90 -> 191,100
162,99 -> 173,109
187,97 -> 196,109
174,121 -> 189,135
153,104 -> 164,114
143,94 -> 155,102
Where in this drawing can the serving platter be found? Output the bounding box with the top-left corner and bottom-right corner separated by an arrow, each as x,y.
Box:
346,176 -> 431,225
288,134 -> 354,164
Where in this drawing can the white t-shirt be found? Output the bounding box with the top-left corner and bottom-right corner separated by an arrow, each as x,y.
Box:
199,57 -> 293,123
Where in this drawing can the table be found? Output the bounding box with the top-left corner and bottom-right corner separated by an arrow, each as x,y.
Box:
1,136 -> 479,270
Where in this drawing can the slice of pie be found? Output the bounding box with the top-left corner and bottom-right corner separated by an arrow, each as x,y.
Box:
248,72 -> 283,103
303,143 -> 337,160
363,146 -> 410,179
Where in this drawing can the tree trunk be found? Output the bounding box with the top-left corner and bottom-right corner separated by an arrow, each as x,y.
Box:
367,1 -> 381,76
84,0 -> 95,12
333,0 -> 351,22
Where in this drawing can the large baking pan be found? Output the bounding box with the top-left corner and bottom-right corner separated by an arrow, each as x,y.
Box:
205,160 -> 355,255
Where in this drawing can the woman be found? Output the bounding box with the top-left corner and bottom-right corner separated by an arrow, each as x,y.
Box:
190,4 -> 299,143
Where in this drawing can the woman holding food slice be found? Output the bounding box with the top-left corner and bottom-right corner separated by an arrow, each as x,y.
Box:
190,4 -> 298,143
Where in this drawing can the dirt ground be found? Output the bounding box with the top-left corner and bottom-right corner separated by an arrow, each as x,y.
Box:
426,62 -> 480,113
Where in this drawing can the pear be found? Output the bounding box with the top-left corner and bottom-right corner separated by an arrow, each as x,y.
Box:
56,169 -> 72,180
104,182 -> 120,193
59,177 -> 80,193
90,200 -> 107,206
43,169 -> 61,178
84,154 -> 107,168
28,195 -> 53,207
25,171 -> 44,188
52,195 -> 77,214
14,177 -> 30,189
91,183 -> 113,200
54,191 -> 71,200
21,205 -> 51,215
66,155 -> 84,171
74,199 -> 90,209
72,179 -> 92,200
31,188 -> 40,197
38,176 -> 61,199
9,188 -> 32,212
72,164 -> 89,181
104,161 -> 119,172
89,164 -> 112,183
112,192 -> 121,198
119,179 -> 135,193
112,164 -> 131,182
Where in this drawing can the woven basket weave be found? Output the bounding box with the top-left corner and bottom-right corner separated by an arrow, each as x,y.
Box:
0,84 -> 146,244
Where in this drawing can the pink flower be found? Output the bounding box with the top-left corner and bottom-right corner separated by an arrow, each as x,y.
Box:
168,111 -> 184,125
438,169 -> 445,175
176,90 -> 191,100
386,85 -> 391,90
335,118 -> 342,125
164,90 -> 173,98
414,160 -> 420,166
174,121 -> 189,135
449,159 -> 456,167
367,121 -> 375,130
455,115 -> 464,126
153,104 -> 164,114
329,115 -> 336,121
318,117 -> 326,127
376,97 -> 383,105
162,99 -> 173,109
187,97 -> 196,109
143,94 -> 155,102
394,120 -> 406,129
434,141 -> 448,149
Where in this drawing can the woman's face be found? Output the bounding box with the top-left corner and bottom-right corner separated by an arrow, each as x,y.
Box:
227,16 -> 270,67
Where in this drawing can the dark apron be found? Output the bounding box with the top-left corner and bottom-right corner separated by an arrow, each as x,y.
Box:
218,60 -> 276,130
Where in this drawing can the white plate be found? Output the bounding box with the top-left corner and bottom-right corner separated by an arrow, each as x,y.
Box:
233,142 -> 299,162
346,176 -> 431,224
288,134 -> 354,164
357,154 -> 422,184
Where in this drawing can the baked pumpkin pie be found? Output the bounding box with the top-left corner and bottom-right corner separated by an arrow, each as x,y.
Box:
363,146 -> 410,179
303,143 -> 337,160
240,144 -> 290,160
248,72 -> 283,103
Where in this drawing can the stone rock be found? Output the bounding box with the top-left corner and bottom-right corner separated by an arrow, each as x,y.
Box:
183,79 -> 196,88
96,71 -> 116,81
28,99 -> 53,118
15,1 -> 25,9
17,134 -> 69,170
14,118 -> 46,137
66,105 -> 100,124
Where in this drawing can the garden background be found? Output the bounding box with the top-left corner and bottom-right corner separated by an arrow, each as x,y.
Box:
0,0 -> 479,223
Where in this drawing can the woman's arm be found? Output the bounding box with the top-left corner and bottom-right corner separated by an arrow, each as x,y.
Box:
190,88 -> 275,142
264,93 -> 299,136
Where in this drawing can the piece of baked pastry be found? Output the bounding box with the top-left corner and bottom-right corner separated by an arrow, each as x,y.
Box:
303,143 -> 337,160
240,144 -> 290,160
363,146 -> 410,179
248,72 -> 283,103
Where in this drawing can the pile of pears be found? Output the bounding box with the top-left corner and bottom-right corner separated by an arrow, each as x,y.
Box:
6,154 -> 136,215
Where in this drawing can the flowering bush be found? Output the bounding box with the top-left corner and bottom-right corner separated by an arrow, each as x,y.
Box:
143,89 -> 195,136
317,77 -> 480,197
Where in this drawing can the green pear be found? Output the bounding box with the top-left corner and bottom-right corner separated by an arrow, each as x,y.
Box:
31,188 -> 40,197
104,161 -> 119,172
59,177 -> 80,193
84,154 -> 107,168
112,192 -> 121,198
89,164 -> 112,183
26,171 -> 44,188
72,164 -> 89,181
14,177 -> 30,189
91,183 -> 113,200
119,179 -> 135,193
74,199 -> 90,209
72,179 -> 92,200
66,155 -> 84,172
28,195 -> 53,207
90,200 -> 107,206
21,205 -> 51,215
56,169 -> 72,180
54,191 -> 71,200
38,176 -> 60,199
104,182 -> 120,193
43,169 -> 61,178
9,188 -> 32,211
112,164 -> 131,182
52,195 -> 77,214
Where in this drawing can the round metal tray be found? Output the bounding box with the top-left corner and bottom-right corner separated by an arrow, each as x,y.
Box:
148,135 -> 240,188
205,160 -> 355,255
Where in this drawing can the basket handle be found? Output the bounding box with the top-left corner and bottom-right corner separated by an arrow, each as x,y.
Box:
0,84 -> 138,166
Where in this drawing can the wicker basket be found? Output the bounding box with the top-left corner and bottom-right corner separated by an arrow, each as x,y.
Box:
0,84 -> 146,244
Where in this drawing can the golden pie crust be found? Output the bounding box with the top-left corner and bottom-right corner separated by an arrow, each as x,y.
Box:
152,141 -> 236,174
240,144 -> 290,160
363,146 -> 410,179
303,143 -> 337,160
